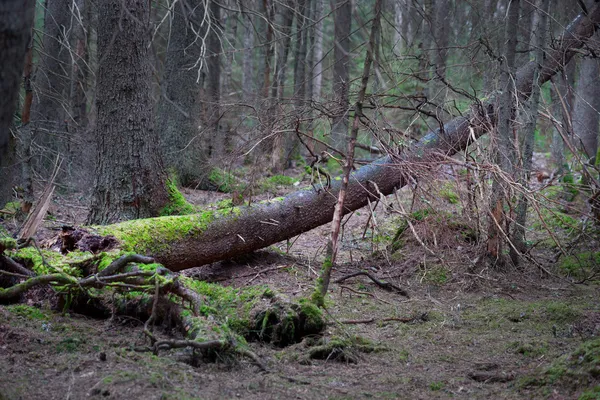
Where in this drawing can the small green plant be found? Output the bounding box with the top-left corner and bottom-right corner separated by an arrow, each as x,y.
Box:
56,337 -> 83,353
429,381 -> 444,391
420,265 -> 449,286
7,305 -> 48,321
439,182 -> 459,204
579,386 -> 600,400
559,252 -> 600,280
208,168 -> 244,193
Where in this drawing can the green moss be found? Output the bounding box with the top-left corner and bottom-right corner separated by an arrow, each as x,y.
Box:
439,182 -> 459,204
6,304 -> 49,321
559,252 -> 600,279
420,265 -> 450,286
208,168 -> 244,193
429,382 -> 444,391
95,211 -> 231,254
0,236 -> 17,252
257,175 -> 296,194
579,386 -> 600,400
523,338 -> 600,390
509,341 -> 548,357
311,257 -> 332,308
12,247 -> 95,276
56,337 -> 84,353
159,179 -> 196,216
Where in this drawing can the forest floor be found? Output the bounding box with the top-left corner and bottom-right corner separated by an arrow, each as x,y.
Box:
1,161 -> 600,399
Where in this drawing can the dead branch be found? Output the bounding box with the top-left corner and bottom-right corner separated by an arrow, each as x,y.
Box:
334,271 -> 409,298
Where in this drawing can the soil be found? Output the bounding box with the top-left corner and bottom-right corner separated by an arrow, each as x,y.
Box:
1,167 -> 599,399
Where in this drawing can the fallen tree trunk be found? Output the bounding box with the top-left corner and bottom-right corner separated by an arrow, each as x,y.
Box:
84,6 -> 600,271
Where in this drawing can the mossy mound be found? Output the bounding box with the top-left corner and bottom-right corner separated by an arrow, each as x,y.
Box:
183,278 -> 324,346
521,338 -> 600,393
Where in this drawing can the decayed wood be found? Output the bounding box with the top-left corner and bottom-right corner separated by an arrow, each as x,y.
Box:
18,158 -> 61,240
90,5 -> 600,272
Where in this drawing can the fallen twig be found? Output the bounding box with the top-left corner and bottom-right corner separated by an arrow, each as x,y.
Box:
334,271 -> 409,298
341,313 -> 428,324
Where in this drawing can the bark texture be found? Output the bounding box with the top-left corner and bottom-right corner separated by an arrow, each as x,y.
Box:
26,0 -> 73,159
0,0 -> 35,207
573,55 -> 600,159
90,3 -> 600,271
331,0 -> 352,148
88,0 -> 169,224
156,0 -> 207,186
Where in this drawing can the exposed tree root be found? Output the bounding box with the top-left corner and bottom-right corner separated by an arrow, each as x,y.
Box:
0,246 -> 326,369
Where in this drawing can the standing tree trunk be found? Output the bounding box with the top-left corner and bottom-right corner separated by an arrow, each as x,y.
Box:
27,0 -> 73,168
0,0 -> 35,208
572,54 -> 600,160
511,0 -> 549,262
241,1 -> 255,104
331,0 -> 352,149
311,0 -> 325,102
88,0 -> 169,224
269,0 -> 295,171
287,0 -> 309,165
487,0 -> 520,266
156,0 -> 207,187
433,0 -> 451,91
206,0 -> 223,160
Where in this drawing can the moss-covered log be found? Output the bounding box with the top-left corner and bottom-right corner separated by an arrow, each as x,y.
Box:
71,4 -> 600,272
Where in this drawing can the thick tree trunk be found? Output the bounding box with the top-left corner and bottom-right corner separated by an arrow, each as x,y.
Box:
84,3 -> 600,271
0,0 -> 35,208
573,55 -> 600,160
88,0 -> 169,224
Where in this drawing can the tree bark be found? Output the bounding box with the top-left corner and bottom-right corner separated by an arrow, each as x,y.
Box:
311,0 -> 325,102
572,54 -> 600,160
511,0 -> 550,261
206,0 -> 222,160
82,2 -> 600,271
88,0 -> 169,224
487,0 -> 520,264
0,0 -> 35,208
156,0 -> 207,187
331,0 -> 352,148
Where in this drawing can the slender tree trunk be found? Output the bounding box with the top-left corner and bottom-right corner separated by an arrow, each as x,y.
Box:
88,0 -> 169,224
313,0 -> 382,307
511,0 -> 549,262
287,0 -> 309,165
156,0 -> 207,187
312,0 -> 324,102
487,0 -> 520,266
270,0 -> 294,171
331,0 -> 352,148
241,2 -> 255,104
206,0 -> 223,160
432,0 -> 451,95
550,61 -> 576,173
223,10 -> 237,98
0,0 -> 35,208
27,0 -> 73,168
